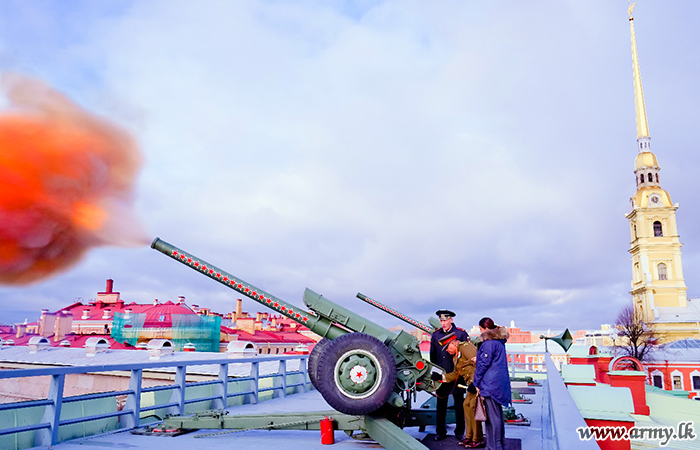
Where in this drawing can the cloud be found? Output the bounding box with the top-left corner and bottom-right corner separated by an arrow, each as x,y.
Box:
1,1 -> 699,333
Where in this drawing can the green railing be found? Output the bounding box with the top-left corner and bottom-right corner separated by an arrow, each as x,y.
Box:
0,354 -> 309,449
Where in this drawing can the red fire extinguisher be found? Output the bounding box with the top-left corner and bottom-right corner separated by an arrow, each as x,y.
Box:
320,416 -> 335,445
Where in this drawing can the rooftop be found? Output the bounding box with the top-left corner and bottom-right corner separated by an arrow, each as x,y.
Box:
30,386 -> 547,450
3,345 -> 698,449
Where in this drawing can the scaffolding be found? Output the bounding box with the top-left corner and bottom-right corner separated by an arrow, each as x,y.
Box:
112,313 -> 221,352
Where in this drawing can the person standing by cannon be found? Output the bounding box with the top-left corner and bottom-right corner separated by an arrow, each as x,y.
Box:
440,337 -> 485,448
430,309 -> 469,441
471,317 -> 511,450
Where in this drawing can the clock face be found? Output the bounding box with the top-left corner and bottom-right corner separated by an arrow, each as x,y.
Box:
649,193 -> 662,206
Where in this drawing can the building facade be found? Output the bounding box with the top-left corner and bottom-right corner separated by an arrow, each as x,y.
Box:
624,6 -> 700,342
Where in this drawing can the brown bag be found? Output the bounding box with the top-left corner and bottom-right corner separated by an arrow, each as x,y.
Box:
474,395 -> 487,422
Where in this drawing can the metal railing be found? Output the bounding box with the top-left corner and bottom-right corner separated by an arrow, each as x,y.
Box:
2,349 -> 599,450
0,354 -> 309,448
506,350 -> 568,376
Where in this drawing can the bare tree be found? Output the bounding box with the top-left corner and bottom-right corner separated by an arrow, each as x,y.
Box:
613,304 -> 656,362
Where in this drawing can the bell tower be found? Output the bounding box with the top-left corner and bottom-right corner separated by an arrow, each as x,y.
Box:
624,4 -> 694,341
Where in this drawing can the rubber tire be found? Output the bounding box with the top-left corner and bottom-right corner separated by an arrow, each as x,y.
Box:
316,332 -> 397,415
308,338 -> 331,390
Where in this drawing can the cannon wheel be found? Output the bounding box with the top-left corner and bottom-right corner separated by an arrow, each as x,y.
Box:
308,338 -> 331,390
316,332 -> 396,415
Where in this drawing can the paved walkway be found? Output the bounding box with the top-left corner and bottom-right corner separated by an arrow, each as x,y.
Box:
38,386 -> 545,450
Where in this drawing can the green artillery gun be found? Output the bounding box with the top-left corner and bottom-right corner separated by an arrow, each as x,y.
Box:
151,238 -> 443,416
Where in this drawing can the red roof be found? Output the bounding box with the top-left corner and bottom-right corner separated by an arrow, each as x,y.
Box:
221,329 -> 315,345
0,332 -> 132,349
232,330 -> 284,343
58,300 -> 154,321
141,301 -> 197,328
51,299 -> 196,328
274,331 -> 316,343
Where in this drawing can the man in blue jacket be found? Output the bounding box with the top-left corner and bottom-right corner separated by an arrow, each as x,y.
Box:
430,309 -> 469,441
471,317 -> 511,450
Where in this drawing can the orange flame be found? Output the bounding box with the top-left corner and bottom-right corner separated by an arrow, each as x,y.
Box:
0,74 -> 146,285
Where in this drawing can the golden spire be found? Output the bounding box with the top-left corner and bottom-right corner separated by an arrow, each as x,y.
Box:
629,3 -> 651,147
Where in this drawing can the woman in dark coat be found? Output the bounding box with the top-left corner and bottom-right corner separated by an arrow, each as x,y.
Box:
471,317 -> 511,450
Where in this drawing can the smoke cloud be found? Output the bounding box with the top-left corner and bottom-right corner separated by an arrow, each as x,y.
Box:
0,74 -> 146,285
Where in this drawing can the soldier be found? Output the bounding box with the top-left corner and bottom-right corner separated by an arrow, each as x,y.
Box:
429,309 -> 469,441
443,338 -> 485,448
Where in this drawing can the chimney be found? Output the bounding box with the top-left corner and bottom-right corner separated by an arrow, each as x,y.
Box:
40,310 -> 56,338
97,279 -> 120,304
39,310 -> 47,333
153,298 -> 159,306
256,312 -> 263,321
81,309 -> 90,320
236,299 -> 243,319
608,357 -> 651,416
54,311 -> 73,342
15,323 -> 26,339
177,296 -> 186,305
102,309 -> 111,320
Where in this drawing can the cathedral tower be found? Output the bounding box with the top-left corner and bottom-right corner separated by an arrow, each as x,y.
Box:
624,4 -> 698,341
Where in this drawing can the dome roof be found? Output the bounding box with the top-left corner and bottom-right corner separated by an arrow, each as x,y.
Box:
633,187 -> 672,208
635,151 -> 658,170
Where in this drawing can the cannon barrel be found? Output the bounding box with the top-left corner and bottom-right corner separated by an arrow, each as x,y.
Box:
151,237 -> 350,340
356,293 -> 434,334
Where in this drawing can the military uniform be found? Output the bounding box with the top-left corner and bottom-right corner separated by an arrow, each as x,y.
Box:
429,310 -> 469,440
444,341 -> 484,446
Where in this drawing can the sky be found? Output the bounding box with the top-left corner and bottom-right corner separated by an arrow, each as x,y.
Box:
1,0 -> 699,333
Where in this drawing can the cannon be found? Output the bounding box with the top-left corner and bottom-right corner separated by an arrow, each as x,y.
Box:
151,238 -> 443,416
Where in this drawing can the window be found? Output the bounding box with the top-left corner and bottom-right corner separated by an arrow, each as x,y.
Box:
158,314 -> 166,322
658,263 -> 668,281
656,173 -> 659,183
653,375 -> 663,389
640,174 -> 644,184
654,221 -> 663,237
693,376 -> 700,391
648,173 -> 653,182
673,375 -> 682,390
